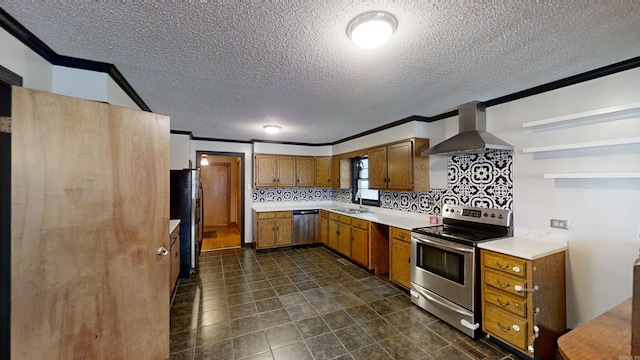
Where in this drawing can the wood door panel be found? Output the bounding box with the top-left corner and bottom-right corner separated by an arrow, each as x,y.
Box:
330,155 -> 340,188
10,87 -> 170,359
276,218 -> 292,246
328,219 -> 339,250
315,156 -> 331,187
338,222 -> 351,256
387,141 -> 413,190
277,156 -> 296,187
351,227 -> 369,267
257,219 -> 276,248
367,146 -> 387,189
390,238 -> 411,289
254,155 -> 276,187
203,163 -> 229,226
295,156 -> 315,187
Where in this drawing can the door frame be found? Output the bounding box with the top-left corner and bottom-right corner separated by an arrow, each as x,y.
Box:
195,151 -> 246,246
0,67 -> 22,359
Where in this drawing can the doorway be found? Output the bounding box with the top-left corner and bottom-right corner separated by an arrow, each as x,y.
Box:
196,151 -> 244,251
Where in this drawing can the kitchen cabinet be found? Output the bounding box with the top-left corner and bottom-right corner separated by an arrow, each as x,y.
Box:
367,138 -> 431,192
170,223 -> 181,295
389,227 -> 411,289
319,210 -> 329,245
331,155 -> 352,188
256,211 -> 293,249
350,218 -> 369,267
481,249 -> 566,359
328,213 -> 340,251
315,157 -> 332,187
295,156 -> 315,187
338,215 -> 352,257
254,154 -> 295,188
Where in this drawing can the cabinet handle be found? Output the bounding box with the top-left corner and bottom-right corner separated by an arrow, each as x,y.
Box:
495,261 -> 510,270
496,322 -> 511,333
407,257 -> 410,263
494,279 -> 511,289
496,297 -> 510,308
336,230 -> 340,235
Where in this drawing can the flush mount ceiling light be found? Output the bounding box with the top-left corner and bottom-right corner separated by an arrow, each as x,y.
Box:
263,125 -> 281,134
347,11 -> 397,49
200,154 -> 209,166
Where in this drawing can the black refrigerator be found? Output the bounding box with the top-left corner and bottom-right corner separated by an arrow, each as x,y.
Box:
170,169 -> 203,277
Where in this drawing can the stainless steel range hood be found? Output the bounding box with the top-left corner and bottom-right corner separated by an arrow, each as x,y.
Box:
421,101 -> 513,156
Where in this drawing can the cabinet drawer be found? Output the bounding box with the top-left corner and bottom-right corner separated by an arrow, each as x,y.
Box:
484,269 -> 528,298
339,215 -> 351,224
484,305 -> 528,351
275,211 -> 292,218
329,212 -> 339,221
390,227 -> 410,242
351,218 -> 369,230
484,251 -> 527,278
484,287 -> 527,318
258,212 -> 275,219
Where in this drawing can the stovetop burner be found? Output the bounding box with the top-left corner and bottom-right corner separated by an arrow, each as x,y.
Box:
412,204 -> 513,246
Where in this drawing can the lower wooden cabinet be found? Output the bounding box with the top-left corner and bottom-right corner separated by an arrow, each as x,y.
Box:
481,249 -> 566,359
170,224 -> 180,295
350,225 -> 369,267
338,221 -> 351,257
319,210 -> 329,245
389,227 -> 411,289
256,211 -> 293,249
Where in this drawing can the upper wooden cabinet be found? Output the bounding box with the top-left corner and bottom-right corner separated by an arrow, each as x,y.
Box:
315,156 -> 332,187
330,155 -> 352,189
367,138 -> 431,192
253,154 -> 296,188
296,156 -> 315,187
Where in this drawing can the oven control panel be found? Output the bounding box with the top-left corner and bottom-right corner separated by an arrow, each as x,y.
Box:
442,204 -> 511,227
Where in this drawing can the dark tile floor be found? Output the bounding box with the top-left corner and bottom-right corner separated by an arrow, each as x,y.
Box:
169,246 -> 518,360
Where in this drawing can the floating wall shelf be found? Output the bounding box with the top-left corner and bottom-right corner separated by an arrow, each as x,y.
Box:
543,172 -> 640,179
522,137 -> 640,153
522,101 -> 640,128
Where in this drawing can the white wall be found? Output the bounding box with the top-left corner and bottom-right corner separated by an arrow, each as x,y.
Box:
1,28 -> 140,110
253,142 -> 332,156
487,66 -> 640,328
170,133 -> 191,170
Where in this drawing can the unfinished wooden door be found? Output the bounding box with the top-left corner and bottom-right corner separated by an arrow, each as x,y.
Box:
7,86 -> 170,359
202,162 -> 229,227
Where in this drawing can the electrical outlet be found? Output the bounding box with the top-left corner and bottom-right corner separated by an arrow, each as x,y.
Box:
550,219 -> 569,230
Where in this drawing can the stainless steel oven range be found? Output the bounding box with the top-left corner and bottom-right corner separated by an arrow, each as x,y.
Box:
411,204 -> 512,338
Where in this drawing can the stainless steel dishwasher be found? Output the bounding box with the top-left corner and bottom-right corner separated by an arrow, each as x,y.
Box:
292,209 -> 318,245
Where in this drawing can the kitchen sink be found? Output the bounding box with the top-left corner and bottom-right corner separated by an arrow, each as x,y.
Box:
332,208 -> 367,214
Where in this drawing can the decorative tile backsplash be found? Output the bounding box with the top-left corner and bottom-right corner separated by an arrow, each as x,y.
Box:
253,150 -> 513,214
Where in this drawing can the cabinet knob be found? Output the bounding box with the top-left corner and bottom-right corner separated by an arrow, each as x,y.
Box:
512,266 -> 521,273
407,257 -> 410,263
157,247 -> 169,256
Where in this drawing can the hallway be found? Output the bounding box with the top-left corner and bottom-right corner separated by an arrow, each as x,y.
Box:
169,246 -> 517,360
202,224 -> 241,251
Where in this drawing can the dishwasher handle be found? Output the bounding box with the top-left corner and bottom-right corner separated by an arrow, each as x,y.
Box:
292,209 -> 319,215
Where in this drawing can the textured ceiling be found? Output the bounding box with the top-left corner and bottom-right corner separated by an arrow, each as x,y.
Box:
1,1 -> 639,143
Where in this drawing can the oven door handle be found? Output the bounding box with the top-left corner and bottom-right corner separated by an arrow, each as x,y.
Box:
412,235 -> 474,254
410,287 -> 473,317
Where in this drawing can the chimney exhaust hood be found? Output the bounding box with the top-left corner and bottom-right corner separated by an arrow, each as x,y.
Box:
421,101 -> 513,156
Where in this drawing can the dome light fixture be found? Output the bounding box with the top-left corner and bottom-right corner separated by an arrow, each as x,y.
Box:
263,125 -> 281,134
347,11 -> 397,49
200,154 -> 209,166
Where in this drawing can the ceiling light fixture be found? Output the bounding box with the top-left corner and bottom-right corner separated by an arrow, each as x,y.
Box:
263,125 -> 281,134
200,154 -> 209,166
347,11 -> 397,49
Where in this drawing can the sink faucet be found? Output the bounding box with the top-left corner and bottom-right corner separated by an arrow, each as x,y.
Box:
356,190 -> 366,211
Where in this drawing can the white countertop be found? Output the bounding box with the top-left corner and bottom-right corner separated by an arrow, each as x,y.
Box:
170,219 -> 180,235
478,237 -> 568,260
252,201 -> 441,230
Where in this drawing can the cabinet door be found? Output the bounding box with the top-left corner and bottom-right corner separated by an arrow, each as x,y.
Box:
295,156 -> 315,187
351,227 -> 369,267
319,213 -> 329,245
387,141 -> 414,190
257,219 -> 276,248
338,222 -> 351,256
315,156 -> 332,187
390,238 -> 411,289
328,219 -> 340,250
277,156 -> 296,187
254,154 -> 277,187
367,146 -> 388,189
331,155 -> 340,188
275,217 -> 293,246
